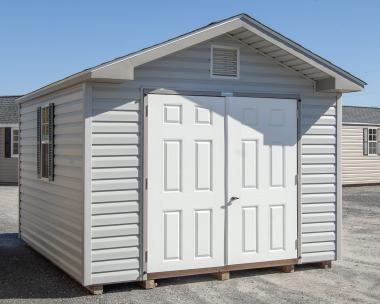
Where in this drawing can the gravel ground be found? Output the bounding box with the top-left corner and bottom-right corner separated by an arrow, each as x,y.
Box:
0,185 -> 379,303
0,186 -> 18,233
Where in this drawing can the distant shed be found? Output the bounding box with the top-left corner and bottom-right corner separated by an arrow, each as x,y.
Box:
0,96 -> 20,184
16,13 -> 365,293
342,106 -> 380,185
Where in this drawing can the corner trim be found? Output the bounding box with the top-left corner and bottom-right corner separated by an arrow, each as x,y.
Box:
336,94 -> 342,260
17,104 -> 21,238
83,82 -> 93,285
297,99 -> 302,258
141,91 -> 148,280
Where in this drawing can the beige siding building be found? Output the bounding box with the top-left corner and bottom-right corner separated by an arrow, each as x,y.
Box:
342,106 -> 380,185
0,96 -> 20,185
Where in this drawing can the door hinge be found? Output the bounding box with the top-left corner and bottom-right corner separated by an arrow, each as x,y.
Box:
145,251 -> 148,262
295,239 -> 298,250
295,174 -> 298,185
145,178 -> 148,189
145,105 -> 148,117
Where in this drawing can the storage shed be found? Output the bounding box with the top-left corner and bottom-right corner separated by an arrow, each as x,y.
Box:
342,106 -> 380,185
16,13 -> 365,293
0,96 -> 20,185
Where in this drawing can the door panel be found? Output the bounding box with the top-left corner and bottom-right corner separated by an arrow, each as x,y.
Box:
242,206 -> 258,252
227,97 -> 298,264
147,95 -> 298,273
147,94 -> 225,273
163,211 -> 181,260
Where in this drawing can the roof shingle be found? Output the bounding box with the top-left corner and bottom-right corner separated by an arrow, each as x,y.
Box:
343,106 -> 380,124
0,96 -> 20,124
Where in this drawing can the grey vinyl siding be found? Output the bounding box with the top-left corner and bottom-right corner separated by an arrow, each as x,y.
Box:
301,97 -> 337,263
342,124 -> 380,185
19,84 -> 85,283
89,87 -> 140,284
88,34 -> 338,283
0,128 -> 18,184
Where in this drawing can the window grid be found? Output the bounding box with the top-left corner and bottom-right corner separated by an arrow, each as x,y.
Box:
368,128 -> 377,155
12,129 -> 19,156
41,106 -> 49,178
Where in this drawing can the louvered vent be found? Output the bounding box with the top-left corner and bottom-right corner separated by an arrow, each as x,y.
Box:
211,47 -> 239,78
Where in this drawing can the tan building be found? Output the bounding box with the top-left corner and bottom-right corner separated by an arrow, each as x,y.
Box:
342,106 -> 380,185
0,96 -> 20,185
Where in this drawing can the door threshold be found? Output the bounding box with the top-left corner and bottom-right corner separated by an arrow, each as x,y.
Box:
147,258 -> 298,280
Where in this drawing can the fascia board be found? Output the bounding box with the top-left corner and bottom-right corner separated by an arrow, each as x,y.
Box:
16,71 -> 92,104
240,22 -> 364,92
90,18 -> 244,78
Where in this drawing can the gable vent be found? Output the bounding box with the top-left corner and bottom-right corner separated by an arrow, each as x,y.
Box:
211,46 -> 239,78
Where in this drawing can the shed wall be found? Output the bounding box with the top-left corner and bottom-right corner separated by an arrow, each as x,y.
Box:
88,35 -> 339,284
300,97 -> 337,263
89,86 -> 140,285
342,124 -> 380,185
19,84 -> 85,283
0,128 -> 18,184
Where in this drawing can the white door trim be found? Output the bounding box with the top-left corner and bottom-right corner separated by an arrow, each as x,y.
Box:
142,89 -> 301,275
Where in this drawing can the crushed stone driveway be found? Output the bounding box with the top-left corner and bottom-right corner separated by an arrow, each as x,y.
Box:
0,185 -> 379,303
0,186 -> 18,233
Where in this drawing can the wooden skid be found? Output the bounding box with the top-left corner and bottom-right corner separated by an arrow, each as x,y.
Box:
147,258 -> 298,280
277,265 -> 295,273
85,284 -> 103,295
139,279 -> 157,289
315,261 -> 332,269
215,271 -> 230,281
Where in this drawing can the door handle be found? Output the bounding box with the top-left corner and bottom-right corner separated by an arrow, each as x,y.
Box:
230,196 -> 240,202
222,196 -> 240,209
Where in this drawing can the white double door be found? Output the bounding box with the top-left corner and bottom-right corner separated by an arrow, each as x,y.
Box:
147,94 -> 297,273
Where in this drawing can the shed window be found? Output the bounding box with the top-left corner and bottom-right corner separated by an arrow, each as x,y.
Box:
41,106 -> 49,178
3,128 -> 18,158
37,104 -> 55,180
12,129 -> 19,156
368,128 -> 377,155
211,46 -> 239,78
363,128 -> 379,156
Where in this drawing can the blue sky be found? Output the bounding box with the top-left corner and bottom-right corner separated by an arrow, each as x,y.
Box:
0,0 -> 379,106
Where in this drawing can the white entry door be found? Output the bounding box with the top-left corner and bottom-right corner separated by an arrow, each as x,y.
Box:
147,94 -> 225,273
227,97 -> 298,264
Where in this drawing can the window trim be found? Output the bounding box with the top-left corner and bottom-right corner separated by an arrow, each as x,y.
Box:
210,44 -> 240,80
367,128 -> 378,156
40,105 -> 50,181
11,128 -> 19,158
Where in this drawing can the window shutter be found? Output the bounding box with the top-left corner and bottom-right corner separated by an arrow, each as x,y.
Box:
211,47 -> 238,77
37,107 -> 41,177
377,129 -> 380,155
4,128 -> 11,158
363,128 -> 368,156
48,103 -> 55,181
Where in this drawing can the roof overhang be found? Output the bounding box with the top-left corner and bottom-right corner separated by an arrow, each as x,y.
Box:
0,123 -> 18,128
343,122 -> 380,126
17,13 -> 365,104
